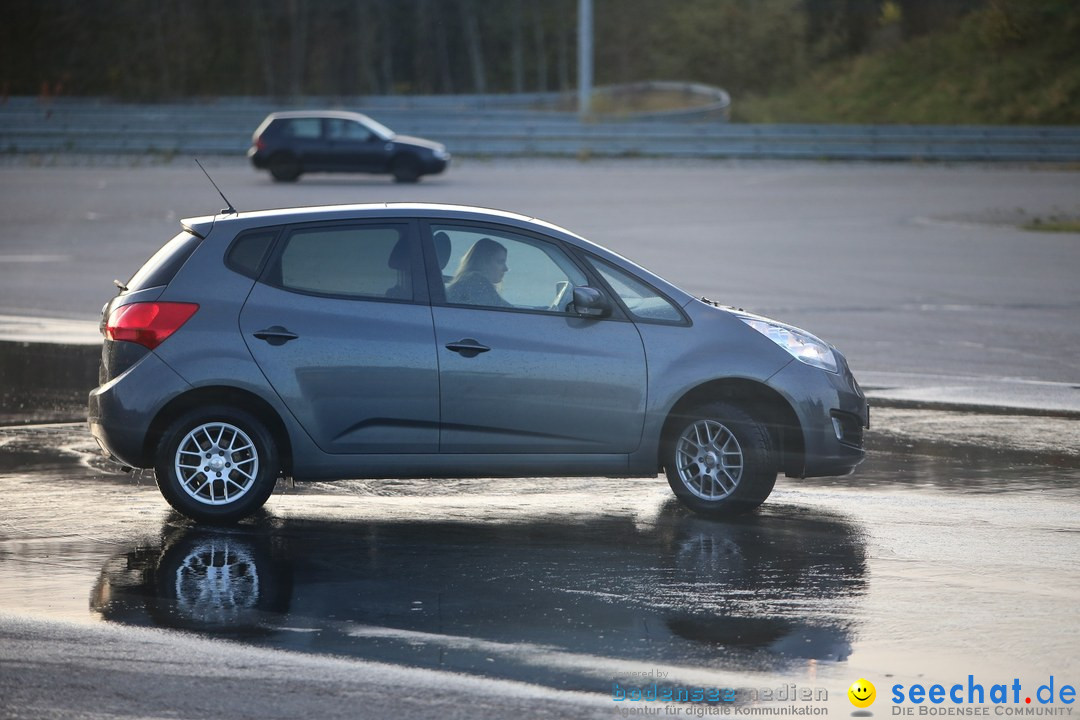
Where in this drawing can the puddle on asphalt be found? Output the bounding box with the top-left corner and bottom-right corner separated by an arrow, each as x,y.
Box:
87,505 -> 868,691
1,423 -> 1077,698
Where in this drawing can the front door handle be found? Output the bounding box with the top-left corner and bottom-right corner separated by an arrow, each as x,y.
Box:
445,338 -> 490,358
253,326 -> 299,346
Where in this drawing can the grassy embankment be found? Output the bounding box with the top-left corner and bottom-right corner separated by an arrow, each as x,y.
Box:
734,1 -> 1080,233
734,1 -> 1080,126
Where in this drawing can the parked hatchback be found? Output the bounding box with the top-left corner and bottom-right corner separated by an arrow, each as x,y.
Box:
89,204 -> 868,523
248,111 -> 450,183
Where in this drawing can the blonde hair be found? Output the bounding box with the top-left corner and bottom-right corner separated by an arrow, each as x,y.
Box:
454,237 -> 506,278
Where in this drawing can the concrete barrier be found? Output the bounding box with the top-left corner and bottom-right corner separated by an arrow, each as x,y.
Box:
0,341 -> 99,425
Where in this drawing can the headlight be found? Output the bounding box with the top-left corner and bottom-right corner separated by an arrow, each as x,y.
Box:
738,316 -> 838,373
434,148 -> 450,160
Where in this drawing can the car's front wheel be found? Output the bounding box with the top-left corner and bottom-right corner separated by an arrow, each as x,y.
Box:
154,406 -> 279,524
391,155 -> 421,183
664,402 -> 777,516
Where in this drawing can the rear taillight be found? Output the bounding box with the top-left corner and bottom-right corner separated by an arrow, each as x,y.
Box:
255,136 -> 266,151
105,302 -> 199,350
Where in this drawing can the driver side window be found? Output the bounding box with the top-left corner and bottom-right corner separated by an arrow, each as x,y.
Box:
326,118 -> 373,142
431,225 -> 588,313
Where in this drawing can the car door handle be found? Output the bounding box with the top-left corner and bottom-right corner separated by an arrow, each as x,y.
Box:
253,326 -> 299,346
445,338 -> 490,357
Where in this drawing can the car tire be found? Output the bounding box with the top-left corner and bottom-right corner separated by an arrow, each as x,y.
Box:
269,154 -> 301,182
663,402 -> 777,516
154,406 -> 279,524
391,155 -> 421,183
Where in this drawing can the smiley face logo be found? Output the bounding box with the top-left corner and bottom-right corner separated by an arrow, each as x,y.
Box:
848,679 -> 876,708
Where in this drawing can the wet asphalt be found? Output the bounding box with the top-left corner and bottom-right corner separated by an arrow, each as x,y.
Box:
0,419 -> 1077,715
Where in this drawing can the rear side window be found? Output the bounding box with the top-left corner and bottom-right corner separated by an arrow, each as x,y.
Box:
271,224 -> 413,300
226,228 -> 278,278
282,118 -> 321,139
125,231 -> 202,292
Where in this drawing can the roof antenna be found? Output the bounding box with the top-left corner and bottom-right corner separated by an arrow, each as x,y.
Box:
194,158 -> 237,215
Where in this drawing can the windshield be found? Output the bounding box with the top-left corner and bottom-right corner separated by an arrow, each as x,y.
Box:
360,115 -> 395,140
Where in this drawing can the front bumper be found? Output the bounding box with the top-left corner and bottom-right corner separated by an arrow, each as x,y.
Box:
769,355 -> 869,478
88,351 -> 191,468
421,154 -> 450,175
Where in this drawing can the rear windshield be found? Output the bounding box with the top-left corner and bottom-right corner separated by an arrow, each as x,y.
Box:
125,231 -> 202,292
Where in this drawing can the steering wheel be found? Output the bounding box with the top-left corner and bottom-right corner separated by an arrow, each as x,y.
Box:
548,281 -> 573,312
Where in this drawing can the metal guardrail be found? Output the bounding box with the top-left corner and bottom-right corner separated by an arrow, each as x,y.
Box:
2,97 -> 1079,162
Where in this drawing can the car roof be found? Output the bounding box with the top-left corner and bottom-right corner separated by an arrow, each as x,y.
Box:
183,203 -> 575,237
264,110 -> 375,122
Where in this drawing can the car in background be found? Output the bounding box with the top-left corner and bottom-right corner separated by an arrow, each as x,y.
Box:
88,203 -> 868,524
248,111 -> 450,183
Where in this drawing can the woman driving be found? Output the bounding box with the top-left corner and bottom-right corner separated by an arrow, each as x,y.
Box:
445,237 -> 512,308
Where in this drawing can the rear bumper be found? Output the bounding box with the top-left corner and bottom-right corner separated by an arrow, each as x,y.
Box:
248,147 -> 269,169
88,351 -> 191,468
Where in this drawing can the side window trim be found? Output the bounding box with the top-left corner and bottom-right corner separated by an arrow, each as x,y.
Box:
257,219 -> 428,304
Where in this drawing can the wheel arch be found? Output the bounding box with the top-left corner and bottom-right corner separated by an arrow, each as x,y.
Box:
391,149 -> 421,165
390,152 -> 422,181
143,386 -> 294,475
660,379 -> 805,478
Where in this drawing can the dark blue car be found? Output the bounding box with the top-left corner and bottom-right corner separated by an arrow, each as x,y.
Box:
248,111 -> 450,183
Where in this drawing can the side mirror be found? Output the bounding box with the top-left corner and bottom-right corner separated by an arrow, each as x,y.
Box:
571,286 -> 611,319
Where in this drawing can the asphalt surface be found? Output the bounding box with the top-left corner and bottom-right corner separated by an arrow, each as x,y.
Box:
1,158 -> 1078,717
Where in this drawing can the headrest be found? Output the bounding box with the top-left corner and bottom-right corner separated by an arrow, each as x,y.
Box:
387,236 -> 410,270
433,231 -> 452,270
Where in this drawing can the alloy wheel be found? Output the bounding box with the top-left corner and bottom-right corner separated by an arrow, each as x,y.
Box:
674,419 -> 744,501
174,422 -> 260,506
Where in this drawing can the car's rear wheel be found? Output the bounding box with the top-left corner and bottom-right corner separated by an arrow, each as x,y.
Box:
391,155 -> 421,183
154,406 -> 279,524
269,153 -> 301,182
664,402 -> 777,516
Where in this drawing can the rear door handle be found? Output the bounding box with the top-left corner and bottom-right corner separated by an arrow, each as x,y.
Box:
253,326 -> 299,346
445,338 -> 490,358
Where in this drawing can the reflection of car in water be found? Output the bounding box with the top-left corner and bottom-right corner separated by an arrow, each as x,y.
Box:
91,505 -> 866,688
92,525 -> 291,636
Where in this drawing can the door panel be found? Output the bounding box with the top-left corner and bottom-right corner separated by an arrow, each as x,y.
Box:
241,284 -> 439,453
324,118 -> 388,172
434,306 -> 647,454
240,222 -> 437,454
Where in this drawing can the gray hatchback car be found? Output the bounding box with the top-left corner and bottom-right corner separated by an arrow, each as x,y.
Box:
89,203 -> 868,523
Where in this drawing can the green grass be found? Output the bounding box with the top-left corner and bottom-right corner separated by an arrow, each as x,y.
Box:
1022,218 -> 1080,233
734,2 -> 1080,125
